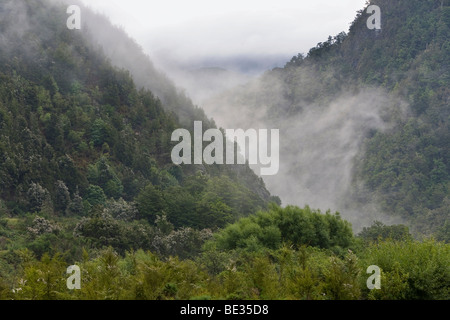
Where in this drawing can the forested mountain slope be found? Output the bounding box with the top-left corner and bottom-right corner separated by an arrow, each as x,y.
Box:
0,0 -> 275,259
205,0 -> 449,238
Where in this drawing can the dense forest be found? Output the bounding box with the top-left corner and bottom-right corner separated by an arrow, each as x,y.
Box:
0,0 -> 448,300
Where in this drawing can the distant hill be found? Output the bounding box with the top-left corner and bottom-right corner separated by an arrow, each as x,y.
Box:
160,67 -> 251,104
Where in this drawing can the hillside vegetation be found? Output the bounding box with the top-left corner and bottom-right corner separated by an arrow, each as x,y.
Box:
206,0 -> 449,238
0,0 -> 448,300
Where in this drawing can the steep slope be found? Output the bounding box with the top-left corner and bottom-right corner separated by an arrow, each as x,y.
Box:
203,0 -> 449,237
77,1 -> 210,127
0,0 -> 275,258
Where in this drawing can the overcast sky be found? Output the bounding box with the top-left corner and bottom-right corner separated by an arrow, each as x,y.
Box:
79,0 -> 367,71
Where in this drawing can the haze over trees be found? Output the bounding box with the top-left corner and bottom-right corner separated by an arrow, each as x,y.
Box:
0,0 -> 448,300
203,0 -> 450,238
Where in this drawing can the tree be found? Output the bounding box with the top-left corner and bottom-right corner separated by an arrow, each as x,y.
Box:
45,113 -> 64,151
27,216 -> 61,238
88,157 -> 123,199
13,253 -> 67,300
194,192 -> 233,229
163,186 -> 197,228
90,119 -> 110,147
136,184 -> 166,223
323,251 -> 361,300
73,213 -> 124,250
85,185 -> 106,207
361,239 -> 450,300
68,187 -> 84,215
358,221 -> 412,243
103,198 -> 138,221
27,183 -> 52,213
54,180 -> 70,214
212,205 -> 354,252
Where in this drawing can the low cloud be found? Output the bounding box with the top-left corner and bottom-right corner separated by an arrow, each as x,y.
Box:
201,72 -> 409,231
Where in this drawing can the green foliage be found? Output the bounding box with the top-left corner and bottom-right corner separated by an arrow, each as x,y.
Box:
73,213 -> 124,250
322,251 -> 361,300
0,0 -> 270,233
360,239 -> 450,300
26,183 -> 52,214
1,238 -> 448,300
67,189 -> 84,216
85,185 -> 106,207
90,119 -> 111,147
133,173 -> 266,230
54,180 -> 70,214
357,221 -> 412,243
136,184 -> 166,223
212,205 -> 354,252
0,0 -> 448,301
87,157 -> 123,199
12,252 -> 68,300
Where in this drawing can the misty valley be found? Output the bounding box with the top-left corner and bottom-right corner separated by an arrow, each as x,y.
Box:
0,0 -> 448,303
